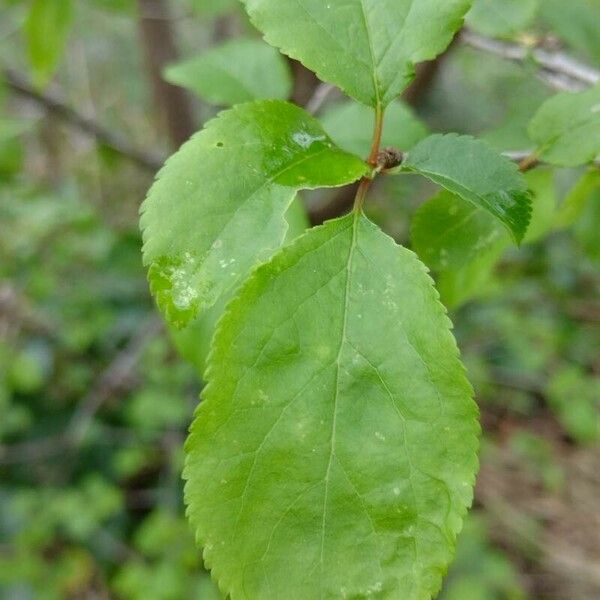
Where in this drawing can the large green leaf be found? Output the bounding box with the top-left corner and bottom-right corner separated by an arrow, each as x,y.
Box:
164,39 -> 292,106
141,101 -> 367,328
401,134 -> 532,242
25,0 -> 74,89
466,0 -> 539,38
528,84 -> 600,168
240,0 -> 472,108
321,99 -> 429,158
185,212 -> 479,600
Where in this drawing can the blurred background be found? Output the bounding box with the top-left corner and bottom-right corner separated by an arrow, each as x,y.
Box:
0,0 -> 599,598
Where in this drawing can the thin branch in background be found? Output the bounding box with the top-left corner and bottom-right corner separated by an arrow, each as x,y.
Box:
461,29 -> 600,92
3,68 -> 164,172
305,83 -> 337,115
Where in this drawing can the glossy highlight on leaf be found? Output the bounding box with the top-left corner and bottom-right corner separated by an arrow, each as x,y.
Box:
240,0 -> 473,108
401,134 -> 532,243
184,213 -> 479,600
141,100 -> 367,328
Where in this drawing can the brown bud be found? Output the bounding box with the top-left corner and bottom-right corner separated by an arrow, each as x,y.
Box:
377,147 -> 403,170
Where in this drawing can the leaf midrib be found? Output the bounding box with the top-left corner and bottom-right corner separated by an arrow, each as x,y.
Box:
319,210 -> 360,591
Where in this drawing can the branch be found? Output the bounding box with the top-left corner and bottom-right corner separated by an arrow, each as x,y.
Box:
137,0 -> 196,148
461,30 -> 600,92
3,68 -> 163,172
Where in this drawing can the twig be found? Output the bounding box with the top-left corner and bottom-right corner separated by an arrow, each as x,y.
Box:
137,0 -> 196,148
3,68 -> 164,172
461,30 -> 600,92
306,83 -> 336,115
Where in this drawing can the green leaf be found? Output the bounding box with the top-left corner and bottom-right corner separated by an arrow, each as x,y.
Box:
401,134 -> 532,243
573,176 -> 600,262
187,0 -> 238,17
169,199 -> 309,374
437,241 -> 506,310
164,39 -> 292,106
141,100 -> 367,328
521,169 -> 556,244
540,0 -> 600,64
555,170 -> 600,228
25,0 -> 74,89
321,99 -> 429,158
412,190 -> 507,271
240,0 -> 473,108
528,84 -> 600,167
466,0 -> 539,38
185,212 -> 479,600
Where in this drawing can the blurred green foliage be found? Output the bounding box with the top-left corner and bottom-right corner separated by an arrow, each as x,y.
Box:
0,0 -> 599,598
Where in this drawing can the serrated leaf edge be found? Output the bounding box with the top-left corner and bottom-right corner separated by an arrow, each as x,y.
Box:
183,213 -> 481,600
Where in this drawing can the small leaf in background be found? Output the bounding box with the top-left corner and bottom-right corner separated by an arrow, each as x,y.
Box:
466,0 -> 539,38
412,190 -> 507,271
187,0 -> 238,18
540,0 -> 600,64
554,169 -> 600,228
573,179 -> 600,262
528,84 -> 600,168
321,99 -> 429,158
164,38 -> 292,106
25,0 -> 74,89
522,169 -> 556,244
401,134 -> 532,243
87,0 -> 135,12
141,100 -> 367,328
240,0 -> 472,107
547,366 -> 600,445
437,240 -> 506,310
185,213 -> 479,600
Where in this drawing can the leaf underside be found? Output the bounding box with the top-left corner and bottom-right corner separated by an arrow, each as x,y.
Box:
185,213 -> 479,600
411,190 -> 507,271
240,0 -> 472,108
140,100 -> 367,328
402,134 -> 532,243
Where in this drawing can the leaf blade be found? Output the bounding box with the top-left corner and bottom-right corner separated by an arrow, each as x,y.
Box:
240,0 -> 472,107
141,100 -> 367,328
402,134 -> 532,243
164,38 -> 292,106
25,0 -> 74,89
185,213 -> 479,599
528,84 -> 600,168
